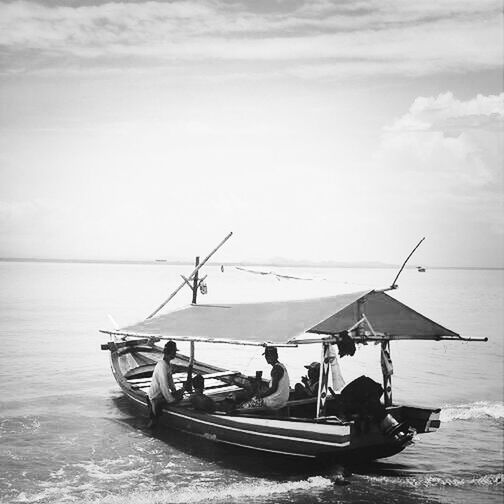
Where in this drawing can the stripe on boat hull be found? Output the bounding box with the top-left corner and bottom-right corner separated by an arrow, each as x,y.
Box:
176,427 -> 317,458
210,438 -> 317,458
226,415 -> 349,436
164,408 -> 351,448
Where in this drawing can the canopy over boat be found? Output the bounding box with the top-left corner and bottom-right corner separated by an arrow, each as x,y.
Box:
102,290 -> 476,345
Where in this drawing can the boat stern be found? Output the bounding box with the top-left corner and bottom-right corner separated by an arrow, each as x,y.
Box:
388,405 -> 441,434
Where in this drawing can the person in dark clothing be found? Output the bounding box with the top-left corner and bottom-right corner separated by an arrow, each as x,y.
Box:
340,375 -> 386,422
294,361 -> 320,398
189,374 -> 216,413
340,375 -> 413,442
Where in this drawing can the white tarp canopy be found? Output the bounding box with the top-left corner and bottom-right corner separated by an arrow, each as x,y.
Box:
114,290 -> 460,344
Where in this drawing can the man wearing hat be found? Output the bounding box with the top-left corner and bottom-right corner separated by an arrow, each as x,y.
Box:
240,346 -> 290,410
294,362 -> 320,399
147,340 -> 183,426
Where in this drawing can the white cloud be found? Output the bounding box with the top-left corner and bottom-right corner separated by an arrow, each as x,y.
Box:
378,91 -> 503,184
388,92 -> 504,132
0,0 -> 501,78
368,92 -> 504,265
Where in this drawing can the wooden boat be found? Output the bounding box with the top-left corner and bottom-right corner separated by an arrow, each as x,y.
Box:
101,280 -> 486,462
101,234 -> 487,462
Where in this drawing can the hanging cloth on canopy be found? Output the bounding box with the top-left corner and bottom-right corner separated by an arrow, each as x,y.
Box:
381,346 -> 393,377
328,344 -> 346,392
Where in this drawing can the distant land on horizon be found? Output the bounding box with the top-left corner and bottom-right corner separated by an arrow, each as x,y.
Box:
0,257 -> 502,271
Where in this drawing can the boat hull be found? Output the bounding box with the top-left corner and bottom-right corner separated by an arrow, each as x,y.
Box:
106,342 -> 415,462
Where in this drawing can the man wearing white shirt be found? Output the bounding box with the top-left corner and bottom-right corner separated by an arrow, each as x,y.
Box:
147,340 -> 182,426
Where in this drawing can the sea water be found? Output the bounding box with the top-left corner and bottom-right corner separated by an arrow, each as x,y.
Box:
0,261 -> 502,504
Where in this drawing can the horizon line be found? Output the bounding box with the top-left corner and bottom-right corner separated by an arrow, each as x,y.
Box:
0,257 -> 502,271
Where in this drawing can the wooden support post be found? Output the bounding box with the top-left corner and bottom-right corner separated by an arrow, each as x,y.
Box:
381,340 -> 393,407
316,343 -> 331,418
189,340 -> 195,365
185,340 -> 195,393
192,257 -> 199,304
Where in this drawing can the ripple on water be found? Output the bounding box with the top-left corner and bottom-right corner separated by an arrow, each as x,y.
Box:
440,401 -> 504,422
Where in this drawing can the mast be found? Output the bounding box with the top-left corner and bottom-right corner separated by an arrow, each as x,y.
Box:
146,231 -> 232,319
192,256 -> 199,304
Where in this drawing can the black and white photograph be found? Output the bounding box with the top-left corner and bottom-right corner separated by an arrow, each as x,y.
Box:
0,1 -> 503,503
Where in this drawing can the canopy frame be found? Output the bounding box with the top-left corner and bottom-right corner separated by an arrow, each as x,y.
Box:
289,333 -> 488,344
99,330 -> 299,348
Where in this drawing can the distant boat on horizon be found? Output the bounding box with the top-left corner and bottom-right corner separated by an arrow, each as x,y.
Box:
155,259 -> 168,263
417,266 -> 426,272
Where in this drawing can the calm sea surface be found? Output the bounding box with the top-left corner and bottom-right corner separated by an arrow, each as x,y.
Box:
0,261 -> 503,504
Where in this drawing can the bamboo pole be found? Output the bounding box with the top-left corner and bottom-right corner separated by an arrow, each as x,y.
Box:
145,232 -> 233,319
180,275 -> 193,290
99,330 -> 298,347
290,334 -> 488,344
390,237 -> 425,289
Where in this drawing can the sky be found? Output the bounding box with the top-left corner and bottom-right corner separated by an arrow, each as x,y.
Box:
0,0 -> 503,267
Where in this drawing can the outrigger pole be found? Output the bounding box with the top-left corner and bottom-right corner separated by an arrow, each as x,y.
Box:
146,232 -> 233,320
388,237 -> 425,291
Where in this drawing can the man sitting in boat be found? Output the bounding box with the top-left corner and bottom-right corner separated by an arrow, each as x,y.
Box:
147,340 -> 183,427
240,346 -> 290,410
294,361 -> 320,399
189,374 -> 216,413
